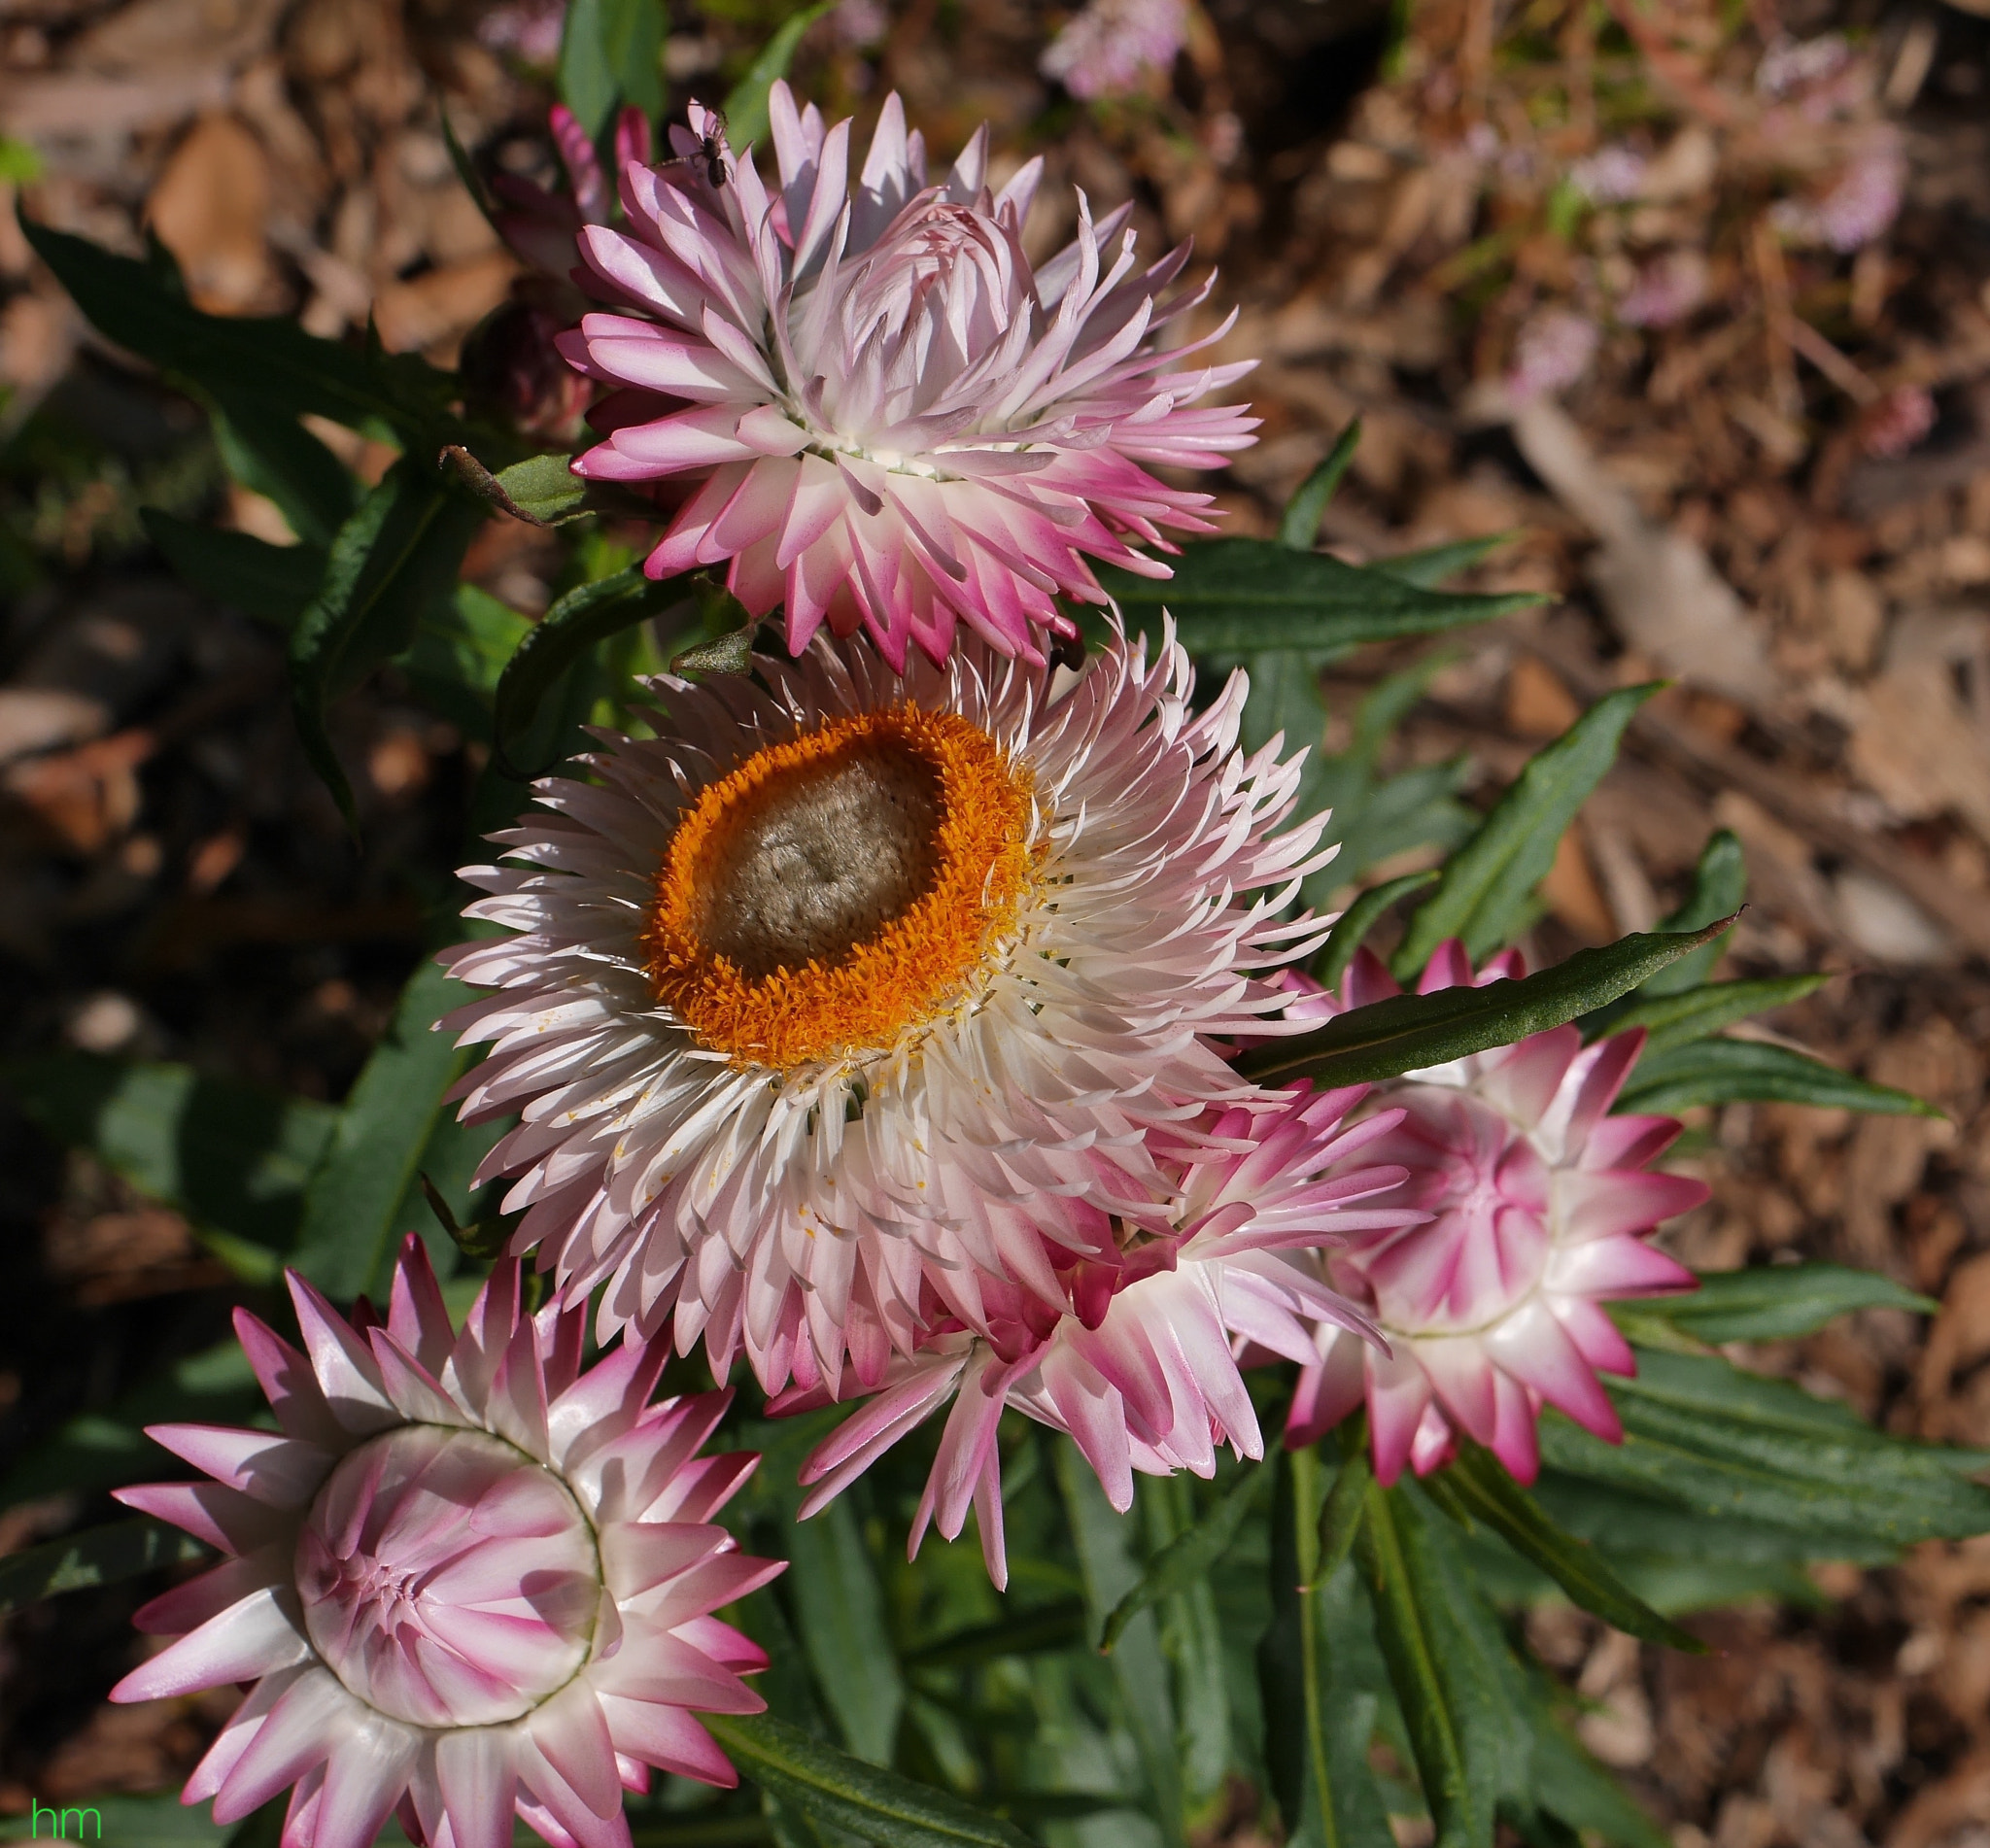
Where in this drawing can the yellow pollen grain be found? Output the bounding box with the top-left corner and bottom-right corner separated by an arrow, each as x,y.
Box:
641,704 -> 1036,1073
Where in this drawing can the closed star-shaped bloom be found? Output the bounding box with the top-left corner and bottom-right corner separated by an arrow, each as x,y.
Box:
781,1080 -> 1423,1585
110,1237 -> 781,1848
562,86 -> 1256,668
442,623 -> 1336,1411
1285,942 -> 1706,1485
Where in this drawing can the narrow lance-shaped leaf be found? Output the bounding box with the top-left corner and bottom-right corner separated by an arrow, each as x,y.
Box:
1394,683 -> 1658,978
702,1714 -> 1040,1848
1094,537 -> 1544,658
291,461 -> 485,825
1641,829 -> 1745,996
493,565 -> 687,772
1353,1484 -> 1487,1848
1615,1039 -> 1941,1119
208,391 -> 357,548
1101,1461 -> 1266,1652
1237,918 -> 1733,1091
1376,533 -> 1510,589
783,1497 -> 904,1765
1421,1447 -> 1704,1652
1632,1263 -> 1937,1344
1309,1442 -> 1371,1591
1278,421 -> 1361,551
142,511 -> 325,630
288,958 -> 474,1299
1583,973 -> 1827,1051
1317,871 -> 1439,998
0,1519 -> 207,1618
21,217 -> 463,446
724,1 -> 838,150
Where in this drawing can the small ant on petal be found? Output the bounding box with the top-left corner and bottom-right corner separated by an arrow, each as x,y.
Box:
663,106 -> 731,188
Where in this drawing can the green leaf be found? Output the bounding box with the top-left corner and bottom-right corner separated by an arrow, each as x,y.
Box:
785,1498 -> 905,1764
600,0 -> 665,121
21,216 -> 462,447
1375,535 -> 1508,589
209,391 -> 358,548
288,958 -> 474,1299
493,565 -> 686,772
1310,1444 -> 1371,1591
400,584 -> 534,736
1540,1348 -> 1990,1551
0,1518 -> 207,1618
290,460 -> 484,824
1139,1475 -> 1231,1820
900,1601 -> 1088,1670
1584,974 -> 1828,1052
1393,684 -> 1659,978
1235,919 -> 1733,1090
703,1714 -> 1038,1848
723,2 -> 837,151
1353,1486 -> 1497,1848
1518,1697 -> 1669,1848
1318,872 -> 1439,998
1640,830 -> 1745,996
1277,423 -> 1361,551
559,0 -> 618,136
1637,1263 -> 1937,1343
1054,1439 -> 1184,1843
2,1051 -> 335,1251
1424,1447 -> 1703,1651
1101,1464 -> 1264,1652
1093,538 -> 1542,658
0,1341 -> 258,1508
1615,1038 -> 1941,1118
142,511 -> 326,629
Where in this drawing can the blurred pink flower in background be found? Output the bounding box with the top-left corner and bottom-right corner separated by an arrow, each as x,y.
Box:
1858,384 -> 1937,459
1569,145 -> 1647,205
1506,307 -> 1599,402
1771,129 -> 1904,252
1617,250 -> 1708,329
110,1239 -> 780,1848
1039,0 -> 1189,100
1283,943 -> 1706,1486
564,89 -> 1255,668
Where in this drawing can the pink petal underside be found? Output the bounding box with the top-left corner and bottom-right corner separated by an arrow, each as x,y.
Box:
1418,941 -> 1476,994
1557,1168 -> 1710,1244
1479,1027 -> 1582,1131
279,1760 -> 325,1848
1581,1112 -> 1681,1174
597,1694 -> 739,1788
1482,1300 -> 1621,1442
141,1424 -> 333,1513
529,1683 -> 626,1820
112,1584 -> 309,1703
183,1661 -> 306,1803
286,1273 -> 399,1436
1413,1337 -> 1498,1448
1561,1029 -> 1646,1156
596,1519 -> 729,1598
133,1543 -> 285,1636
972,1445 -> 1008,1591
368,1330 -> 474,1428
606,405 -> 765,472
672,1613 -> 769,1673
1364,1346 -> 1433,1488
314,1717 -> 421,1848
1548,1235 -> 1696,1300
113,1481 -> 290,1557
484,1315 -> 553,1459
212,1666 -> 357,1823
1284,1335 -> 1365,1451
582,330 -> 757,401
387,1233 -> 459,1375
515,1736 -> 634,1848
1487,1367 -> 1541,1484
1552,1294 -> 1637,1376
233,1311 -> 347,1449
434,1725 -> 520,1848
1040,1346 -> 1133,1513
591,1628 -> 765,1711
776,454 -> 850,569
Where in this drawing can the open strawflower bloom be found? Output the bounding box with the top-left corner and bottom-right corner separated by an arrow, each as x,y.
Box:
1283,942 -> 1708,1485
562,86 -> 1257,668
442,623 -> 1344,1431
109,1237 -> 780,1848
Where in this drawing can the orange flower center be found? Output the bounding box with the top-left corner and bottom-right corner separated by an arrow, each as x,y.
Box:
641,705 -> 1037,1072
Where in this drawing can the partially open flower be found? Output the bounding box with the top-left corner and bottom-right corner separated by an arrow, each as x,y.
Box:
443,623 -> 1333,1408
111,1238 -> 780,1848
1285,943 -> 1705,1485
783,1080 -> 1422,1585
563,86 -> 1256,668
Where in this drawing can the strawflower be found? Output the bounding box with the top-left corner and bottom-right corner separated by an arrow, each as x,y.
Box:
562,87 -> 1256,668
443,623 -> 1334,1415
110,1238 -> 780,1848
782,1080 -> 1423,1584
1285,942 -> 1706,1485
